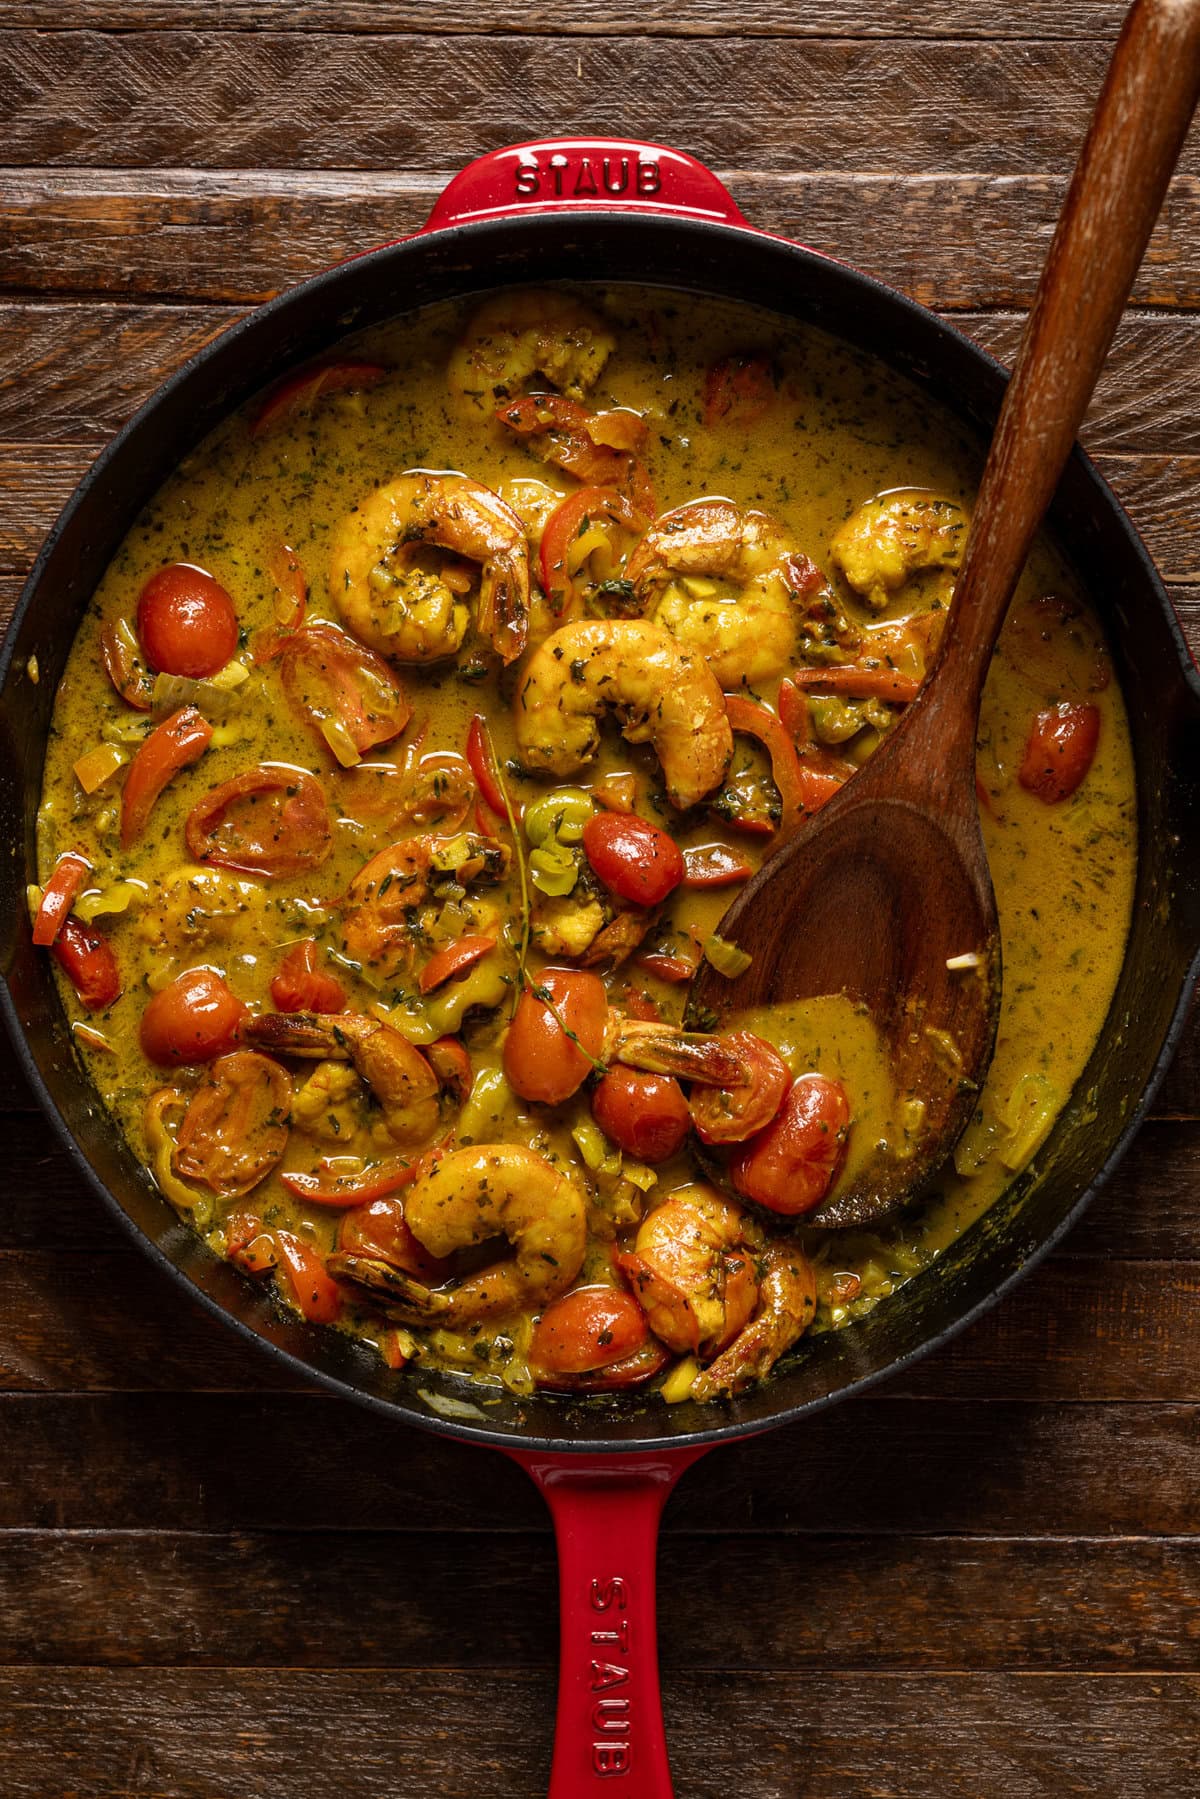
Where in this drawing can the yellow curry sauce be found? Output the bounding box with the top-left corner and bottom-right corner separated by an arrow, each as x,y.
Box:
34,286 -> 1136,1404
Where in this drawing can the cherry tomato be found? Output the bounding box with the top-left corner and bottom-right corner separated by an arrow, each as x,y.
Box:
270,939 -> 347,1014
418,934 -> 496,996
533,1336 -> 671,1392
731,1072 -> 851,1216
140,967 -> 246,1067
281,1153 -> 429,1208
702,353 -> 778,428
272,1230 -> 344,1324
137,565 -> 239,678
496,394 -> 657,514
591,1066 -> 690,1163
32,851 -> 90,947
1018,701 -> 1101,802
681,844 -> 753,888
689,1031 -> 791,1145
503,968 -> 608,1105
528,1286 -> 650,1377
279,623 -> 411,757
174,1050 -> 293,1199
538,485 -> 645,614
99,618 -> 154,710
336,1194 -> 452,1280
186,764 -> 332,877
582,811 -> 685,907
251,361 -> 387,437
52,915 -> 121,1011
121,705 -> 213,848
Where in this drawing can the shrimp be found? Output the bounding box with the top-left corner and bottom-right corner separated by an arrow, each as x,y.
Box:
829,488 -> 966,612
330,473 -> 531,666
691,1242 -> 817,1399
329,1144 -> 588,1327
242,1012 -> 442,1147
447,288 -> 616,410
340,831 -> 509,980
619,1187 -> 762,1356
513,619 -> 732,811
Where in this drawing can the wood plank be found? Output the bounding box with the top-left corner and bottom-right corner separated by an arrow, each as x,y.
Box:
0,1241 -> 1197,1400
1,1108 -> 1198,1256
6,171 -> 1200,312
0,1666 -> 1195,1799
2,1530 -> 1196,1671
0,3 -> 1137,39
6,35 -> 1197,179
1,1394 -> 1196,1537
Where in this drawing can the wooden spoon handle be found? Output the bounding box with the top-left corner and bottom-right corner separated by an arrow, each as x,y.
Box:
937,0 -> 1200,703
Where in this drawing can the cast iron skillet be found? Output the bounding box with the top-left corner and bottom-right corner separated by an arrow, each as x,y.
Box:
3,140 -> 1200,1795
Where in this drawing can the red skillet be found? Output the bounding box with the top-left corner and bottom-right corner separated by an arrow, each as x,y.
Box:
3,5 -> 1200,1793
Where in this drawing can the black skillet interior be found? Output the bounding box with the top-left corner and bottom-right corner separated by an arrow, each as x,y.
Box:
2,213 -> 1199,1455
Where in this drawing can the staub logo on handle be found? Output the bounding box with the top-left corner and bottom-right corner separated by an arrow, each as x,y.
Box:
513,150 -> 661,203
589,1574 -> 632,1776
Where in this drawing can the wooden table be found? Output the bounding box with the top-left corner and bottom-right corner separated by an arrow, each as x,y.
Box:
2,4 -> 1199,1794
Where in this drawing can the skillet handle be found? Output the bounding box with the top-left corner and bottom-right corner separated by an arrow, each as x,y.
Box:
511,1446 -> 709,1797
421,138 -> 750,232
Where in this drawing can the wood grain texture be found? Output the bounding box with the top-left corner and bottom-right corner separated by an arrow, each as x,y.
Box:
5,171 -> 1200,311
8,34 -> 1200,178
0,1667 -> 1196,1799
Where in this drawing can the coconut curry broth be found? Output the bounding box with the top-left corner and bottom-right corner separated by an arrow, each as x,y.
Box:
35,285 -> 1135,1400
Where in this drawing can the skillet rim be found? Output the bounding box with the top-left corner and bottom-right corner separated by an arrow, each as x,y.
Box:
2,208 -> 1199,1457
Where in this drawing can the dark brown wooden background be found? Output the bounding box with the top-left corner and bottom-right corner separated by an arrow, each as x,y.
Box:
2,5 -> 1199,1795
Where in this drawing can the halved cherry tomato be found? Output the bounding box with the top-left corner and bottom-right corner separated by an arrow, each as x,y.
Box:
465,714 -> 510,820
270,939 -> 346,1014
702,352 -> 778,429
336,1194 -> 452,1280
690,1031 -> 791,1145
52,915 -> 121,1011
582,811 -> 684,907
32,851 -> 91,947
533,1336 -> 670,1392
120,706 -> 213,848
418,934 -> 496,996
251,361 -> 387,437
270,542 -> 308,632
681,844 -> 753,888
279,623 -> 411,757
496,394 -> 656,514
175,1050 -> 293,1199
789,664 -> 921,705
632,951 -> 699,984
99,618 -> 154,710
1018,701 -> 1101,803
137,565 -> 239,678
503,967 -> 608,1105
272,1230 -> 344,1324
724,693 -> 847,837
731,1072 -> 851,1216
282,1157 -> 423,1209
591,1066 -> 691,1163
426,1036 -> 473,1105
529,1286 -> 652,1378
186,764 -> 332,877
538,485 -> 645,614
224,1209 -> 276,1276
140,966 -> 246,1066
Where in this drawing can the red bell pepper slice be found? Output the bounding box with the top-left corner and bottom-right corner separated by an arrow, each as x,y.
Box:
32,851 -> 91,947
120,706 -> 213,848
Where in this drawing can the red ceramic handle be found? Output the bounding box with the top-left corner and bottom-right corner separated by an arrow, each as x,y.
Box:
511,1445 -> 709,1797
422,138 -> 749,232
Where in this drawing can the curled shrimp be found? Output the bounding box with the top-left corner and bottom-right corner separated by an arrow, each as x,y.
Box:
242,1011 -> 442,1147
513,618 -> 732,811
691,1241 -> 817,1400
340,831 -> 509,981
447,288 -> 616,410
330,473 -> 531,665
624,498 -> 799,687
829,488 -> 966,612
329,1144 -> 588,1326
619,1187 -> 761,1357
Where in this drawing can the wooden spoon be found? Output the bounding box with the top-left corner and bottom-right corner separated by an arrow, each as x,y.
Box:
689,0 -> 1200,1229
